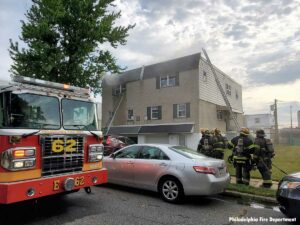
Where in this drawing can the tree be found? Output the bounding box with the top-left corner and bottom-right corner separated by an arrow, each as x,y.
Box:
9,0 -> 134,94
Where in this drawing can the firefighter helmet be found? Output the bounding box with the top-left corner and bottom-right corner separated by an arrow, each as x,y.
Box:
256,129 -> 265,137
215,128 -> 221,135
204,129 -> 210,135
240,127 -> 250,136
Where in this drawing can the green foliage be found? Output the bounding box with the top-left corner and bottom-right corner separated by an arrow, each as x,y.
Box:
225,145 -> 300,181
9,0 -> 134,94
226,183 -> 276,198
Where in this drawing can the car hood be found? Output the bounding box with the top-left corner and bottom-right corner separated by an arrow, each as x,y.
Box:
282,171 -> 300,182
290,172 -> 300,179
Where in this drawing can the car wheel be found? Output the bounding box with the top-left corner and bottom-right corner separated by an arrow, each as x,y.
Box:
159,177 -> 184,203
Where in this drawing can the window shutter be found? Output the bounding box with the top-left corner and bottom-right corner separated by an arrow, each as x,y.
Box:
186,103 -> 190,118
147,107 -> 151,120
158,106 -> 162,120
175,72 -> 179,86
173,104 -> 177,119
156,77 -> 160,89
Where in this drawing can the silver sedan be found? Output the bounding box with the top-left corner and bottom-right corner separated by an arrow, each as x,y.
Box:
103,144 -> 230,203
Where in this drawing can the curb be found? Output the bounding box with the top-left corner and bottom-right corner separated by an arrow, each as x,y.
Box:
222,190 -> 277,204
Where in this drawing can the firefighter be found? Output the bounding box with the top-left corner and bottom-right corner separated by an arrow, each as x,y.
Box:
197,128 -> 205,153
253,129 -> 275,188
228,128 -> 256,185
212,128 -> 227,159
197,129 -> 213,157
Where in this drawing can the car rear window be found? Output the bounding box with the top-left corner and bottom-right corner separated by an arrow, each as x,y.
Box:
169,146 -> 206,159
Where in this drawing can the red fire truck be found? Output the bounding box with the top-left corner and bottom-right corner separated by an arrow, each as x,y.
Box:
0,76 -> 107,204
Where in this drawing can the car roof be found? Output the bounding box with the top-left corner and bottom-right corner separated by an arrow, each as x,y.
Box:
129,143 -> 174,148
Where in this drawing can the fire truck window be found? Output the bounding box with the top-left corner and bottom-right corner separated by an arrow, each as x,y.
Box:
0,93 -> 3,127
8,93 -> 60,129
62,99 -> 97,130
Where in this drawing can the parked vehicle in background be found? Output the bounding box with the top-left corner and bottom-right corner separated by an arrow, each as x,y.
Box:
103,135 -> 136,156
277,172 -> 300,220
0,76 -> 107,204
103,144 -> 230,203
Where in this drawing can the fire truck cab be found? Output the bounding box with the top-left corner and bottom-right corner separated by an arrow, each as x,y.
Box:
0,76 -> 107,204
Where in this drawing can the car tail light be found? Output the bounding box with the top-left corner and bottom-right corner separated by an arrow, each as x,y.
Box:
193,166 -> 216,175
279,181 -> 300,189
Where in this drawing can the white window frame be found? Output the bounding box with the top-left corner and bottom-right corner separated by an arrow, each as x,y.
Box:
217,110 -> 223,120
151,106 -> 159,120
160,75 -> 176,88
226,83 -> 231,96
127,109 -> 134,120
177,103 -> 186,118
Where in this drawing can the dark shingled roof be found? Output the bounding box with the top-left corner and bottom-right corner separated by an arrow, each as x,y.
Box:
106,126 -> 141,135
104,124 -> 194,135
103,53 -> 201,86
139,124 -> 194,134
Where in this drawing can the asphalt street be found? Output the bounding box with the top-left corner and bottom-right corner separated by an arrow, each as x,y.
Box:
0,184 -> 297,225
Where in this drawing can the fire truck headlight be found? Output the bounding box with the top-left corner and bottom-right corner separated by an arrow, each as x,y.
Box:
1,147 -> 36,171
88,144 -> 103,162
14,161 -> 24,168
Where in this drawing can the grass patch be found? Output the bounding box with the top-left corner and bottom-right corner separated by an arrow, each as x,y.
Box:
224,145 -> 300,181
226,183 -> 276,198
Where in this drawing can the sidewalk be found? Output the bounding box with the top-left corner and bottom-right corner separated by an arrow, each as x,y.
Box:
223,177 -> 279,204
230,177 -> 279,190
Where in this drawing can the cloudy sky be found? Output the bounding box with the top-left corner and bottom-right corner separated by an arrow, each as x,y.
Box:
1,0 -> 300,128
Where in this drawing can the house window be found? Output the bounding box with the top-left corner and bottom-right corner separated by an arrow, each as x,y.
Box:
160,75 -> 176,88
173,103 -> 190,118
127,109 -> 134,120
147,106 -> 162,120
226,83 -> 231,96
151,106 -> 159,119
177,104 -> 186,118
235,89 -> 239,99
108,111 -> 113,119
217,110 -> 223,120
112,84 -> 126,96
203,71 -> 207,82
255,118 -> 260,124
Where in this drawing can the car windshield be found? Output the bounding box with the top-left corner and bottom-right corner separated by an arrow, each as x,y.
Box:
62,98 -> 97,130
0,92 -> 60,129
169,146 -> 206,159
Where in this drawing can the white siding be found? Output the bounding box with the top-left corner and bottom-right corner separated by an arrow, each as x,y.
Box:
245,114 -> 274,129
198,58 -> 243,113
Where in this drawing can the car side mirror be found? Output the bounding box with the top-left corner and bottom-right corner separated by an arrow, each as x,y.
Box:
111,153 -> 116,159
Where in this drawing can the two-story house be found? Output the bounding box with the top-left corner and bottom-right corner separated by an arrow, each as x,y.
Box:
102,53 -> 244,149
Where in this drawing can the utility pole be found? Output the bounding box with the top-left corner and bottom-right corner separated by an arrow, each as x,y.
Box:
274,99 -> 279,144
290,105 -> 293,128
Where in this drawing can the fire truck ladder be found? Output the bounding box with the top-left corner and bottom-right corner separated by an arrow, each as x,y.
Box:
202,48 -> 240,130
105,94 -> 124,135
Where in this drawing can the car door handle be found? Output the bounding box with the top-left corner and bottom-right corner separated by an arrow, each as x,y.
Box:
127,161 -> 134,165
159,162 -> 167,167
